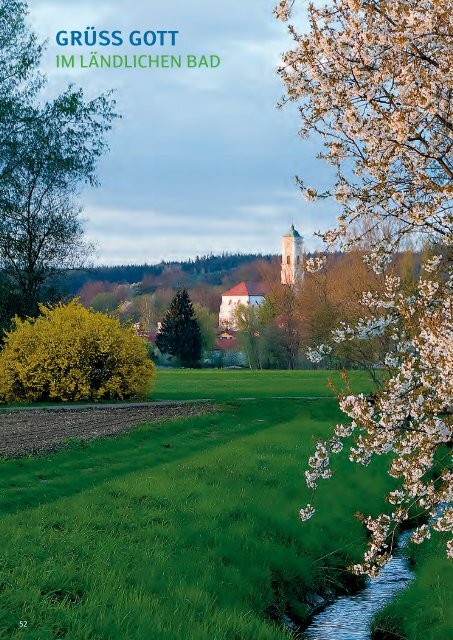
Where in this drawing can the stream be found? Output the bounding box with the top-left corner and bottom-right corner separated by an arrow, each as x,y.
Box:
299,530 -> 415,639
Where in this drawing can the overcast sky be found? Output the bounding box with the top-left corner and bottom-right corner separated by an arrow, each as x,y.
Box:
29,0 -> 338,265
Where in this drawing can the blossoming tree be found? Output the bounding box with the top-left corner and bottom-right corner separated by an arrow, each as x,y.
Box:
275,0 -> 452,574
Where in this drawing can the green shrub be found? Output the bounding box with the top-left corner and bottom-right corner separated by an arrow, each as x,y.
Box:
0,300 -> 155,402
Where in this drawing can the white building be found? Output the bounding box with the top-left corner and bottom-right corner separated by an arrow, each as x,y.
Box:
281,224 -> 304,285
218,281 -> 268,329
218,225 -> 304,328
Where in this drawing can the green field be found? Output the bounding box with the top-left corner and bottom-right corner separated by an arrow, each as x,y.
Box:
0,398 -> 388,640
150,369 -> 375,401
0,371 -> 449,639
0,369 -> 374,409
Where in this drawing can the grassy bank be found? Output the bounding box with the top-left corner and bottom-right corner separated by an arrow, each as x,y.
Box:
0,398 -> 394,639
372,533 -> 452,640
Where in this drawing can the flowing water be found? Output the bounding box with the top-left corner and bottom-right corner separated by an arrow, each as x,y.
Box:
300,531 -> 415,639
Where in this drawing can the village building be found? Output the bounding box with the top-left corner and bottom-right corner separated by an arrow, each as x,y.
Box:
218,281 -> 268,329
218,225 -> 304,330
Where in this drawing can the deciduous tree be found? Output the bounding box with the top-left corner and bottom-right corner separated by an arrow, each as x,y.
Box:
193,303 -> 217,352
0,1 -> 117,322
276,0 -> 452,573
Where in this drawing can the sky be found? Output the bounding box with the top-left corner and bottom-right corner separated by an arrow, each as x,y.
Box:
29,0 -> 339,265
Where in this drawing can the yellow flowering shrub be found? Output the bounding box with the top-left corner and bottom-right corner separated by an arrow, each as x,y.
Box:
0,300 -> 156,403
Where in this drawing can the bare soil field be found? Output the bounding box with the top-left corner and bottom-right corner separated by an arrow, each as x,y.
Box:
0,402 -> 216,457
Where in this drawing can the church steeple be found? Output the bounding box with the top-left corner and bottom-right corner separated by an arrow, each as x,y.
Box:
281,224 -> 304,285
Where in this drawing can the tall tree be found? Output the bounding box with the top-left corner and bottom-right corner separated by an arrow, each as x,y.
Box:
0,1 -> 117,323
268,283 -> 305,370
276,0 -> 452,572
156,290 -> 202,367
193,303 -> 217,352
235,304 -> 264,370
0,0 -> 42,141
301,251 -> 390,377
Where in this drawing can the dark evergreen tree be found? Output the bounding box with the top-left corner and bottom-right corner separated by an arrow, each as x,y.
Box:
156,290 -> 202,367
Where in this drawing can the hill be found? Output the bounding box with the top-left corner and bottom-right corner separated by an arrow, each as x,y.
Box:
61,253 -> 277,296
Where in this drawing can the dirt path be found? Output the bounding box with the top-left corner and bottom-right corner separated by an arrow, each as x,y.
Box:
0,396 -> 332,413
0,403 -> 216,457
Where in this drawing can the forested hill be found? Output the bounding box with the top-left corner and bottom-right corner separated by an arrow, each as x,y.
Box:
62,253 -> 276,295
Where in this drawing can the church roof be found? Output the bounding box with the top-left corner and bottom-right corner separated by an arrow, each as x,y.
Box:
284,224 -> 302,238
222,281 -> 268,297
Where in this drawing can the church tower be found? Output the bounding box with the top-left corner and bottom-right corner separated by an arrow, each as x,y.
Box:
281,224 -> 304,285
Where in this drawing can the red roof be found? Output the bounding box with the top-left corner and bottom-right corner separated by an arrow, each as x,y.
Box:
214,337 -> 239,351
222,281 -> 268,297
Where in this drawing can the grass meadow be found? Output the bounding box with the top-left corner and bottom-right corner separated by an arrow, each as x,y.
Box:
150,369 -> 375,401
1,397 -> 394,640
0,369 -> 374,409
0,370 -> 450,639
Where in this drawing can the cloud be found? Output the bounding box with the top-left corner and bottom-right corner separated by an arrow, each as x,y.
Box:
28,0 -> 334,265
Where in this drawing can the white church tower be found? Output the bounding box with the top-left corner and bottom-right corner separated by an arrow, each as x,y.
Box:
281,224 -> 304,285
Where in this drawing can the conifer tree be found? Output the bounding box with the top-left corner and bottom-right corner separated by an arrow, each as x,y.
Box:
156,290 -> 202,367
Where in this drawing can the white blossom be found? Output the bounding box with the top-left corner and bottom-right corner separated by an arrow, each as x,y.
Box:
276,0 -> 453,574
306,343 -> 332,363
305,255 -> 326,273
411,525 -> 432,545
299,504 -> 316,521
